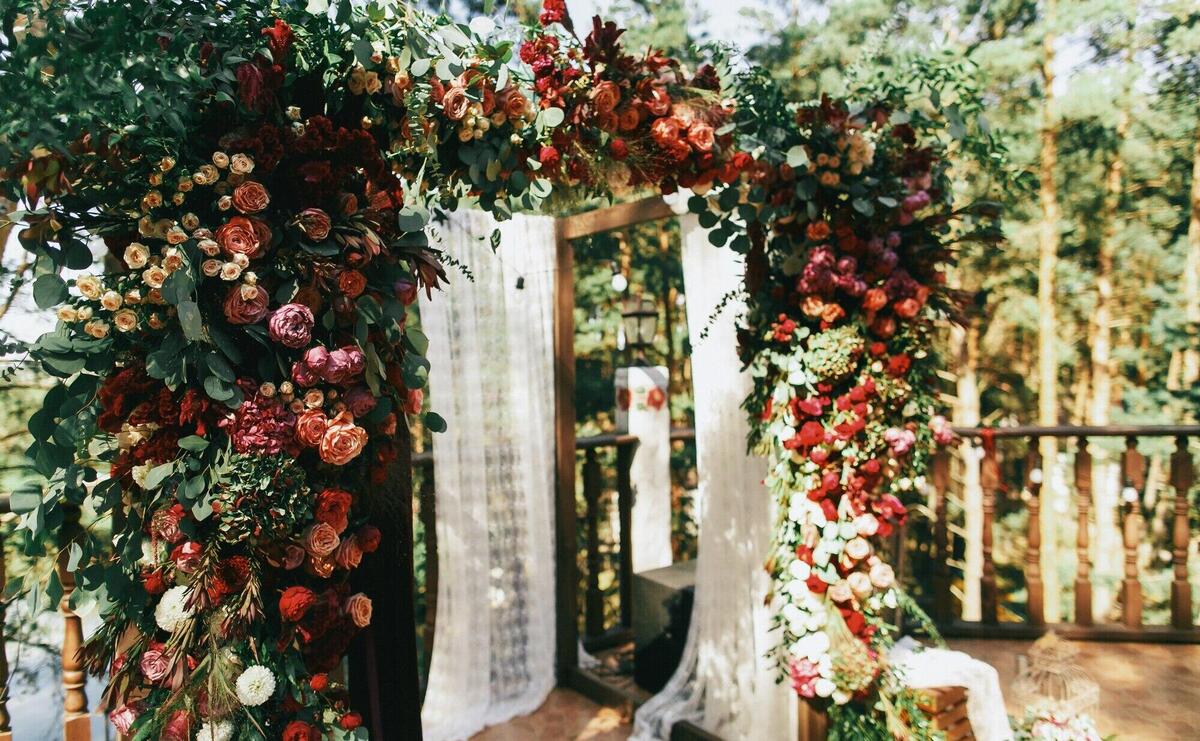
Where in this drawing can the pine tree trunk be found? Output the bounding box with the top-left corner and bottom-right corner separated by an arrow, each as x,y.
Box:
952,322 -> 983,621
1183,123 -> 1200,386
1090,106 -> 1129,621
1037,5 -> 1062,623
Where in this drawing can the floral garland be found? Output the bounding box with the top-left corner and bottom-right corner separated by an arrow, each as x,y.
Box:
0,0 -> 1004,738
1,2 -> 734,739
689,65 -> 1005,735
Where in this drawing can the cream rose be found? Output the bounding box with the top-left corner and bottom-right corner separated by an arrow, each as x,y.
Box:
212,151 -> 230,169
868,562 -> 895,590
99,290 -> 122,311
827,580 -> 853,603
229,153 -> 255,174
198,238 -> 220,257
56,306 -> 78,322
220,263 -> 243,281
84,320 -> 110,339
844,537 -> 871,562
141,266 -> 168,289
166,226 -> 189,245
202,259 -> 222,277
124,243 -> 150,269
847,571 -> 874,600
76,275 -> 102,299
304,523 -> 340,558
113,309 -> 139,332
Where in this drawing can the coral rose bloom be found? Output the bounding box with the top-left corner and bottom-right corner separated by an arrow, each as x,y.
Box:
319,411 -> 369,465
499,87 -> 529,119
216,216 -> 265,259
442,85 -> 470,120
591,80 -> 621,114
305,523 -> 340,558
344,593 -> 373,628
295,409 -> 328,447
232,181 -> 270,214
687,122 -> 715,153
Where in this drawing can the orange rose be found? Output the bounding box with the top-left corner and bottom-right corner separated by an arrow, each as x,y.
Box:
863,288 -> 888,312
344,593 -> 373,628
591,81 -> 621,114
617,106 -> 641,132
480,87 -> 496,116
499,87 -> 529,119
319,411 -> 368,465
231,181 -> 270,214
650,117 -> 681,148
646,86 -> 671,116
441,85 -> 470,121
295,409 -> 329,448
304,523 -> 340,558
215,216 -> 264,259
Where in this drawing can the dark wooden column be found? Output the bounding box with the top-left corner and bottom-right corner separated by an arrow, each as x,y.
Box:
553,219 -> 581,681
349,415 -> 423,740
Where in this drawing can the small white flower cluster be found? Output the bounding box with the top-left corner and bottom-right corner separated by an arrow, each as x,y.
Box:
196,719 -> 235,741
235,665 -> 277,707
154,585 -> 193,633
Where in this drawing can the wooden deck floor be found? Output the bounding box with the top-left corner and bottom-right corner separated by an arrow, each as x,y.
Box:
473,639 -> 1200,740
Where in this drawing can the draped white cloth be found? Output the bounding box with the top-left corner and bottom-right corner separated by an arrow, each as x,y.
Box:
891,637 -> 1014,741
420,211 -> 558,741
632,213 -> 797,740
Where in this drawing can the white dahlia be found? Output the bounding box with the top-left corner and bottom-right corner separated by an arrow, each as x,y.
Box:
196,720 -> 235,741
235,665 -> 276,707
153,585 -> 192,633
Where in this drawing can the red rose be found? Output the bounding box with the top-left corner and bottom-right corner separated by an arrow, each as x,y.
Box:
650,117 -> 681,149
223,284 -> 270,325
143,570 -> 167,595
609,139 -> 628,160
338,270 -> 367,299
893,297 -> 921,318
862,288 -> 887,312
309,673 -> 329,691
646,86 -> 671,116
797,421 -> 825,447
279,586 -> 318,622
232,181 -> 270,214
686,122 -> 715,153
356,525 -> 382,553
339,713 -> 364,731
296,208 -> 332,241
539,145 -> 561,170
590,80 -> 621,114
315,488 -> 353,534
887,354 -> 911,377
170,541 -> 202,573
282,721 -> 320,741
216,216 -> 265,259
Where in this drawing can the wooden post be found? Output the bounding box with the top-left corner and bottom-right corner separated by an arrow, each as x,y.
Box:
552,220 -> 581,681
1025,439 -> 1045,626
979,438 -> 999,624
418,461 -> 438,700
583,449 -> 604,639
797,701 -> 829,741
57,505 -> 89,741
1170,436 -> 1195,629
1119,436 -> 1145,628
1074,437 -> 1094,626
616,441 -> 635,630
347,415 -> 423,740
931,449 -> 953,624
0,510 -> 11,741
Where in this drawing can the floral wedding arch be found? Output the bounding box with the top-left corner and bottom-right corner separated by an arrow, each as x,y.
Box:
0,1 -> 1005,738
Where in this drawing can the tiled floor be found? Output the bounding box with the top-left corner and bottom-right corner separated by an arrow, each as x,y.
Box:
476,640 -> 1200,740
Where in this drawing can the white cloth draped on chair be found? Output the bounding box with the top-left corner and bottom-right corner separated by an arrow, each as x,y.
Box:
419,210 -> 558,741
632,213 -> 797,740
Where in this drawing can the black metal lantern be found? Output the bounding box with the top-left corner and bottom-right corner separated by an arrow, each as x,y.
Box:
621,295 -> 657,365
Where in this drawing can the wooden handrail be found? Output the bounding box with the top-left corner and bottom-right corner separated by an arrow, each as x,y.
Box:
953,424 -> 1200,438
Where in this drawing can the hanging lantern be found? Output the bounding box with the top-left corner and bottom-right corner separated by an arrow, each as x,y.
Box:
621,295 -> 657,365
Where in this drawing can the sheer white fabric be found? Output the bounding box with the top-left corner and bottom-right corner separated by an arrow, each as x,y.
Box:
632,214 -> 797,740
420,211 -> 558,741
891,637 -> 1014,741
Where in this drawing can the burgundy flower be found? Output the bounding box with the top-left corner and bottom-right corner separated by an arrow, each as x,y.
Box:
344,387 -> 377,418
223,284 -> 269,325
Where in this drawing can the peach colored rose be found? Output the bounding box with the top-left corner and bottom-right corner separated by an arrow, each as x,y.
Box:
344,593 -> 373,628
335,538 -> 363,570
442,86 -> 470,121
844,537 -> 871,562
304,523 -> 340,558
499,87 -> 529,119
591,80 -> 621,114
232,181 -> 270,214
847,571 -> 873,600
650,116 -> 681,148
646,86 -> 671,116
216,216 -> 264,259
480,86 -> 496,116
828,580 -> 853,603
319,411 -> 368,465
295,409 -> 329,448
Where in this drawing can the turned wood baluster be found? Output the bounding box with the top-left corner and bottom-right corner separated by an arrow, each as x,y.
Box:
583,449 -> 604,638
1170,436 -> 1195,629
1074,437 -> 1094,626
930,449 -> 952,623
980,437 -> 999,624
1025,439 -> 1045,626
1119,436 -> 1146,628
616,442 -> 635,630
0,513 -> 11,741
57,505 -> 89,741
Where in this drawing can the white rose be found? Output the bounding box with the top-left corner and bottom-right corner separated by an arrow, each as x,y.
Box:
788,559 -> 811,581
198,238 -> 220,257
142,266 -> 167,288
844,537 -> 871,562
219,263 -> 242,281
234,665 -> 276,707
847,571 -> 873,600
853,513 -> 879,537
815,678 -> 837,698
869,562 -> 895,590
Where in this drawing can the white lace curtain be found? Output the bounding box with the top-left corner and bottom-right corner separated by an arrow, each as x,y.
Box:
632,213 -> 797,740
419,211 -> 558,741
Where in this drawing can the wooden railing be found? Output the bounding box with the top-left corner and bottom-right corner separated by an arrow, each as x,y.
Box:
927,425 -> 1200,641
0,497 -> 92,741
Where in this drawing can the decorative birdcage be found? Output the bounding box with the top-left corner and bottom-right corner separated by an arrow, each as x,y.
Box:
1010,632 -> 1100,716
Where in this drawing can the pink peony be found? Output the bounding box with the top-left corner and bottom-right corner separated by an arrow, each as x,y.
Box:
304,345 -> 331,372
292,360 -> 319,387
269,303 -> 315,348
